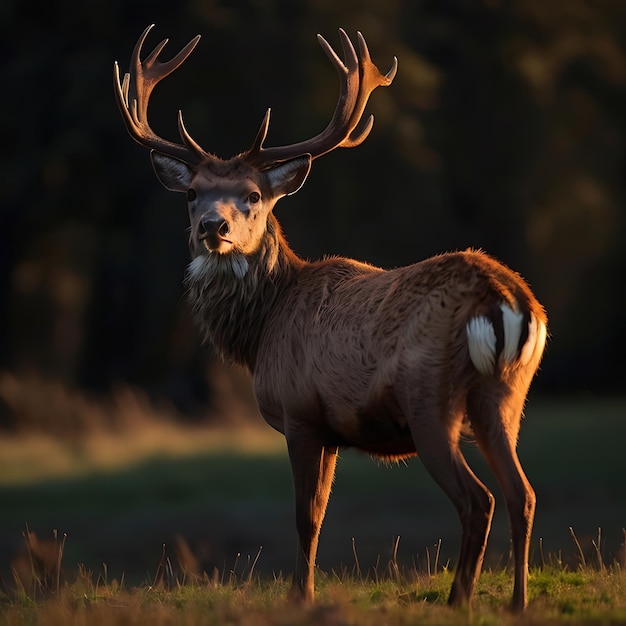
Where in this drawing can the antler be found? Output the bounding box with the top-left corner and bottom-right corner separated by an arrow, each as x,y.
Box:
244,29 -> 397,169
114,26 -> 396,169
114,24 -> 210,165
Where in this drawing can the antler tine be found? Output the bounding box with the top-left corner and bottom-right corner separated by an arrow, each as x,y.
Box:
114,24 -> 208,164
357,31 -> 398,84
244,29 -> 396,169
130,26 -> 201,121
341,31 -> 397,149
249,108 -> 272,155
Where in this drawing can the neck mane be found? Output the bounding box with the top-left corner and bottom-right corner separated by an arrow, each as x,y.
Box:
184,214 -> 303,369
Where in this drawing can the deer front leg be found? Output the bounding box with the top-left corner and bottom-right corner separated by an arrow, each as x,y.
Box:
286,430 -> 338,604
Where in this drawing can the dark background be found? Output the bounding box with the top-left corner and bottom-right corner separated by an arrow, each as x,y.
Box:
1,0 -> 625,422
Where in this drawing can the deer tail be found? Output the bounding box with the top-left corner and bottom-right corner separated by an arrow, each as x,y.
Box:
466,303 -> 547,376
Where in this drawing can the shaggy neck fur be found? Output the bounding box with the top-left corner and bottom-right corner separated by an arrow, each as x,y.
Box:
185,214 -> 302,370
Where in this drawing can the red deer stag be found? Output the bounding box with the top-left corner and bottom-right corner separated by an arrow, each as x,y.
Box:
114,25 -> 547,612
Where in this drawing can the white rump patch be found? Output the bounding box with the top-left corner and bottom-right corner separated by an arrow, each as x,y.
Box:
466,316 -> 497,375
500,303 -> 524,364
467,303 -> 546,376
519,314 -> 547,366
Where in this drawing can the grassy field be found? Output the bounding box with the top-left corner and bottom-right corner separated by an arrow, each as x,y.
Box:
1,566 -> 626,625
0,393 -> 625,623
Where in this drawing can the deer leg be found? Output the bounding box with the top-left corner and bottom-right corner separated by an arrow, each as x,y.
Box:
409,419 -> 494,609
286,432 -> 338,604
468,392 -> 536,613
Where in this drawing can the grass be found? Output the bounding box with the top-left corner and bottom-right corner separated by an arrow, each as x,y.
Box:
1,559 -> 625,625
2,511 -> 625,624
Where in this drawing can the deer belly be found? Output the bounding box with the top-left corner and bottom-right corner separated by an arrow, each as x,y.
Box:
328,386 -> 417,460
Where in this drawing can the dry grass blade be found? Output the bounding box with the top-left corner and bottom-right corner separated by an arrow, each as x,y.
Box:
569,526 -> 586,569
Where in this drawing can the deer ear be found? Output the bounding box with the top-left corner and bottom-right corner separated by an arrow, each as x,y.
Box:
266,155 -> 312,198
150,151 -> 194,192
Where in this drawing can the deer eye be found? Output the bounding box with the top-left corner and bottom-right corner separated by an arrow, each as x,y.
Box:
187,188 -> 197,202
247,191 -> 261,204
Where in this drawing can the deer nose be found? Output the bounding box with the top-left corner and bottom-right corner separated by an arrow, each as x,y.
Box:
198,215 -> 230,239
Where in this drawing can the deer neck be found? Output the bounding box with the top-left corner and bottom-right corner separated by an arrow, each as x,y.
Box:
184,214 -> 303,369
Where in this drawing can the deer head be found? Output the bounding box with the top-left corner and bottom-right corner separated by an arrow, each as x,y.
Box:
114,25 -> 397,263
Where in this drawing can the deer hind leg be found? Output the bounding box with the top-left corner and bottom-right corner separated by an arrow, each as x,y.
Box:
286,429 -> 338,604
408,412 -> 495,609
467,388 -> 536,613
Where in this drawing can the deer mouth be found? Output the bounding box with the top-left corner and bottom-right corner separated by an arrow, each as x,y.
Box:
200,233 -> 233,253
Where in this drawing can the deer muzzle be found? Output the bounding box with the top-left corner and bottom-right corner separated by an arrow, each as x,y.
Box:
198,214 -> 231,252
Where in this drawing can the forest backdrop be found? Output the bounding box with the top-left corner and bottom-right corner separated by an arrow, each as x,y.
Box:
1,0 -> 625,425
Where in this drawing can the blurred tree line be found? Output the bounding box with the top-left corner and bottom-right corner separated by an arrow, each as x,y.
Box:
1,0 -> 624,420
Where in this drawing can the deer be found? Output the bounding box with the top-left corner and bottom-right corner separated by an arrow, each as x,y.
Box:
114,25 -> 547,613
